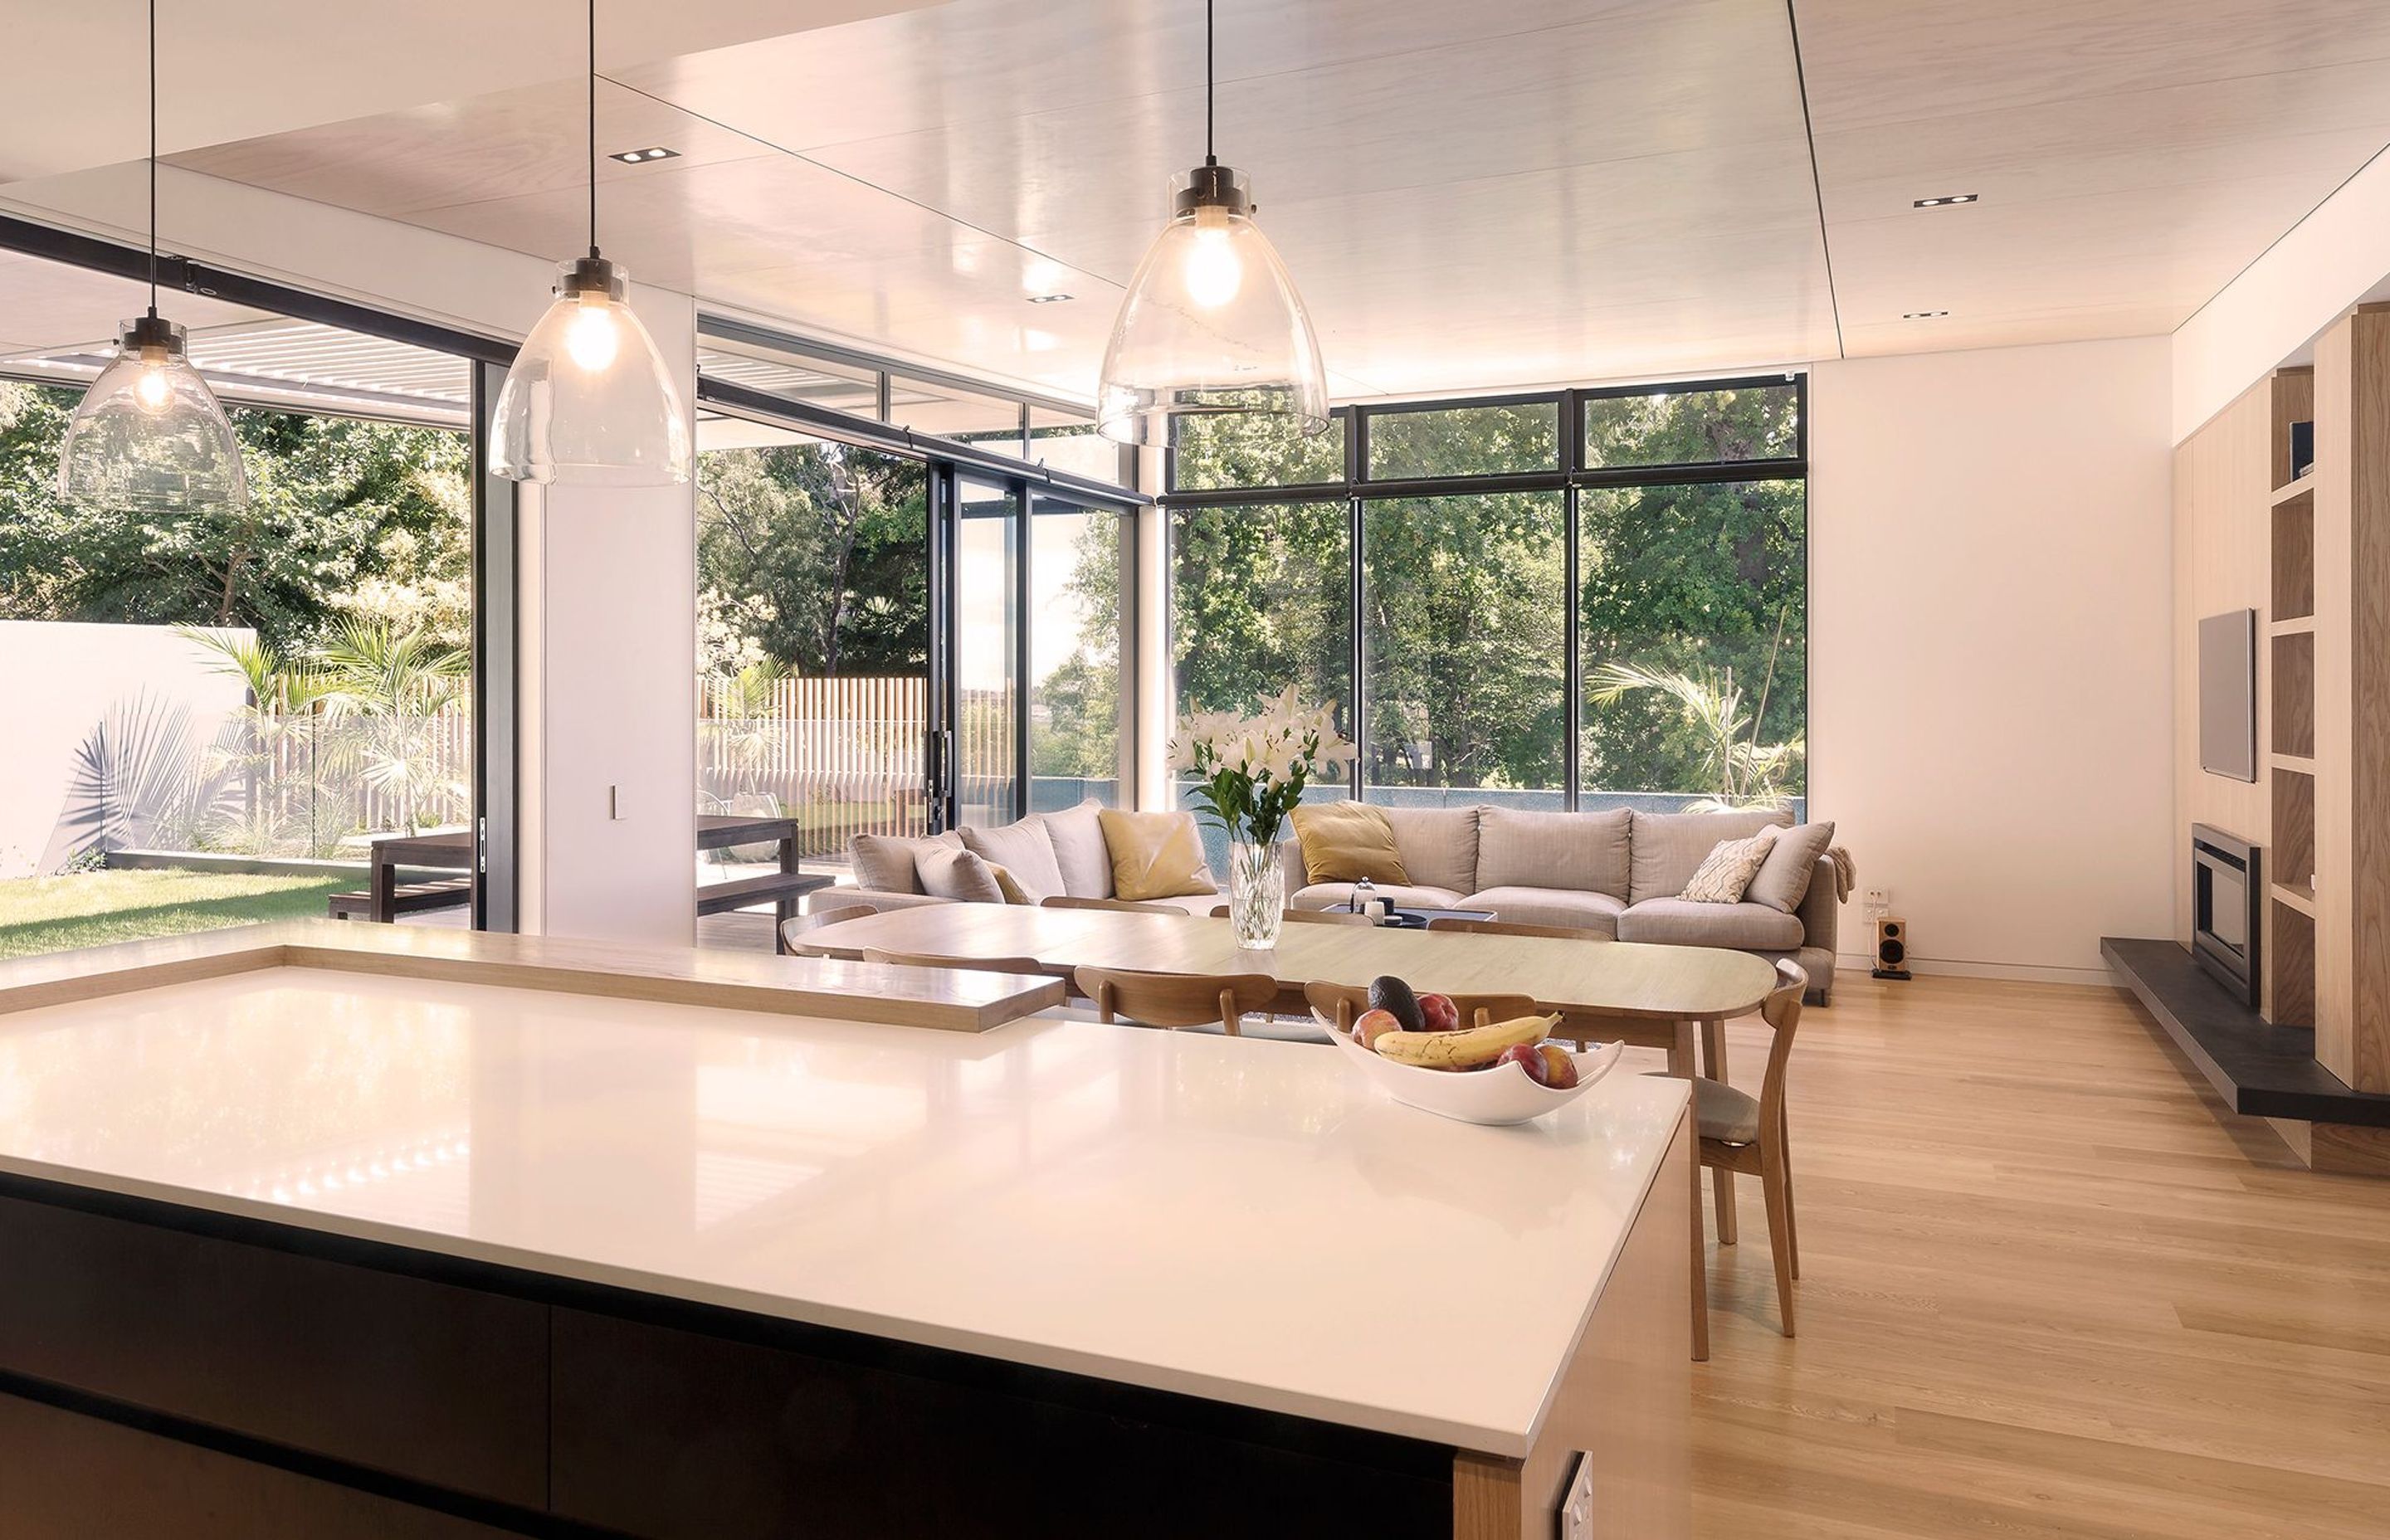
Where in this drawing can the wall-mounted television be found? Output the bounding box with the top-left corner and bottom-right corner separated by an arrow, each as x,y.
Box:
2198,609 -> 2256,782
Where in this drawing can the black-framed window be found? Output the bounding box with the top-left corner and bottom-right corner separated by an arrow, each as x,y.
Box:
693,325 -> 1145,845
1164,375 -> 1807,818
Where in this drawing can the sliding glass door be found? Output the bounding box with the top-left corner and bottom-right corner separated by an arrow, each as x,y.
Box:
695,419 -> 934,879
1028,493 -> 1128,811
950,474 -> 1021,828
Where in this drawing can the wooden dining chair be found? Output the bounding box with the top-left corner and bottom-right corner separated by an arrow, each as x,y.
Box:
1076,967 -> 1280,1036
1207,905 -> 1373,927
861,948 -> 1057,978
1424,916 -> 1609,942
778,903 -> 877,955
1042,895 -> 1187,915
1299,980 -> 1543,1034
1690,958 -> 1807,1337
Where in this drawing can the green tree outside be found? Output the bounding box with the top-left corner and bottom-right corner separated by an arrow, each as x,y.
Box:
0,382 -> 471,652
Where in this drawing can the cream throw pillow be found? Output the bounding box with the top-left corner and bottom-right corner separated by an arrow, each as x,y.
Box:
917,846 -> 1009,904
960,820 -> 1067,903
1099,809 -> 1217,900
1679,825 -> 1782,904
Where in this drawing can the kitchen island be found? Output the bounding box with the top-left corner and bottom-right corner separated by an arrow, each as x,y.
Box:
0,924 -> 1691,1538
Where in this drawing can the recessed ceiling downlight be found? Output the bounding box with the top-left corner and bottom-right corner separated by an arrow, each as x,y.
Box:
1903,310 -> 1950,319
609,147 -> 680,163
1912,193 -> 1979,208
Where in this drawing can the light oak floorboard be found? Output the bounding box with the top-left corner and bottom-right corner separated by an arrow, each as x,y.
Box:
1691,973 -> 2390,1540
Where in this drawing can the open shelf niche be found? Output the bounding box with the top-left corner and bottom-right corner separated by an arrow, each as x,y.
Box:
2266,363 -> 2319,1031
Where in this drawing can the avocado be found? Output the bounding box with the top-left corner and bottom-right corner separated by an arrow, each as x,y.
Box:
1368,974 -> 1425,1033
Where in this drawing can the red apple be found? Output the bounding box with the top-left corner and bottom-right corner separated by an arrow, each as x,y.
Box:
1353,1008 -> 1402,1049
1538,1043 -> 1579,1090
1495,1043 -> 1551,1084
1417,992 -> 1461,1034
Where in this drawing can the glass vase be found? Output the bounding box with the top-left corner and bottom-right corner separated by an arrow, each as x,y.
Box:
1226,838 -> 1285,950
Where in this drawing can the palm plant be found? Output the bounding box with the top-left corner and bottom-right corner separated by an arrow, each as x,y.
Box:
313,617 -> 470,836
181,626 -> 335,853
1588,660 -> 1803,811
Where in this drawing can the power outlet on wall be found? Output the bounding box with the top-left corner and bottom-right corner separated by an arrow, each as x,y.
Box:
1864,888 -> 1890,914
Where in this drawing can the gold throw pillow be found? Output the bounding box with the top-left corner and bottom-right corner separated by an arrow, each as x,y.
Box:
1099,809 -> 1217,900
1289,802 -> 1410,886
986,862 -> 1031,905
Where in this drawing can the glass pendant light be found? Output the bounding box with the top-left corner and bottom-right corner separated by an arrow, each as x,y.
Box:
488,0 -> 691,486
1096,0 -> 1329,446
56,0 -> 246,514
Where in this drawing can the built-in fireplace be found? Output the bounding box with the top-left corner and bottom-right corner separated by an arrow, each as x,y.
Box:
2191,824 -> 2262,1007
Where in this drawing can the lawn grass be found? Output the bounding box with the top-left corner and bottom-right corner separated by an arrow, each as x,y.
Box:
0,868 -> 352,959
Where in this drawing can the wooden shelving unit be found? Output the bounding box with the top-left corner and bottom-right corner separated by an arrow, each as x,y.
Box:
2268,363 -> 2319,1030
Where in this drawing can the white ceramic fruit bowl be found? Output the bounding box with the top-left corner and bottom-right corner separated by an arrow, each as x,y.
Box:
1314,1012 -> 1626,1127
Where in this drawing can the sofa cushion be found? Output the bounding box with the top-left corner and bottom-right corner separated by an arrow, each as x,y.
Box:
1290,881 -> 1466,913
1378,806 -> 1481,894
1476,807 -> 1630,897
851,830 -> 963,894
1745,821 -> 1836,914
1290,801 -> 1409,885
1457,886 -> 1626,938
1617,897 -> 1804,949
1627,809 -> 1793,904
917,846 -> 1008,904
1679,826 -> 1781,904
961,820 -> 1068,904
1041,799 -> 1116,899
1100,809 -> 1217,900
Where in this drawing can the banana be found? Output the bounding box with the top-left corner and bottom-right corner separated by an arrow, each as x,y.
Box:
1372,1013 -> 1560,1069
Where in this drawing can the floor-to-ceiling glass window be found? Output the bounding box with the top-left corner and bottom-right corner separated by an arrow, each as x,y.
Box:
692,322 -> 1143,893
0,243 -> 486,958
953,474 -> 1021,828
695,419 -> 933,874
1168,498 -> 1353,869
1360,490 -> 1568,811
1163,375 -> 1806,824
1028,494 -> 1128,810
1576,383 -> 1806,813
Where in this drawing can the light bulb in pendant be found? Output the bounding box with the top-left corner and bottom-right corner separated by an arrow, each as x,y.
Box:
1183,205 -> 1244,309
564,295 -> 621,372
134,360 -> 173,413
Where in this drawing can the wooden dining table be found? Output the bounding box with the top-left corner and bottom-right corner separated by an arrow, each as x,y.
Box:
793,904 -> 1777,1078
798,901 -> 1770,1362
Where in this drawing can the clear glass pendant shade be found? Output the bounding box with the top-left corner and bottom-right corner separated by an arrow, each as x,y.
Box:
56,315 -> 246,513
1097,167 -> 1329,446
489,256 -> 692,485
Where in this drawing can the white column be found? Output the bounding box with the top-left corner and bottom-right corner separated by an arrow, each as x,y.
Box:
516,287 -> 699,944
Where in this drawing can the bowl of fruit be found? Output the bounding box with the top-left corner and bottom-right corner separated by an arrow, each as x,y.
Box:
1314,977 -> 1626,1127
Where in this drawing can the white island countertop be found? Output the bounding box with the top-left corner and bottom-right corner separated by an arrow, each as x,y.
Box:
0,966 -> 1688,1457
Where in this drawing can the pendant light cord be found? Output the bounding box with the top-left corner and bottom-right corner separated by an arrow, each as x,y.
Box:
147,0 -> 158,319
1203,0 -> 1216,167
587,0 -> 599,259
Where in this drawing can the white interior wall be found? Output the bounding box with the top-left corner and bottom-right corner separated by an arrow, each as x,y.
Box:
1807,337 -> 2176,982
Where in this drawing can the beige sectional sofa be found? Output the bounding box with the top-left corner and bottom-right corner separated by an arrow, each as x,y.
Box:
1280,805 -> 1838,1001
833,801 -> 1226,919
827,800 -> 1840,1002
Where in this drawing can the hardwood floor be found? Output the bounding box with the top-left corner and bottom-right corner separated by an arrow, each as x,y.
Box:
1690,972 -> 2390,1539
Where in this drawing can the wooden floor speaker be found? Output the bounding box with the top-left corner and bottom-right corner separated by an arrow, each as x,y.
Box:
1873,916 -> 1911,981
